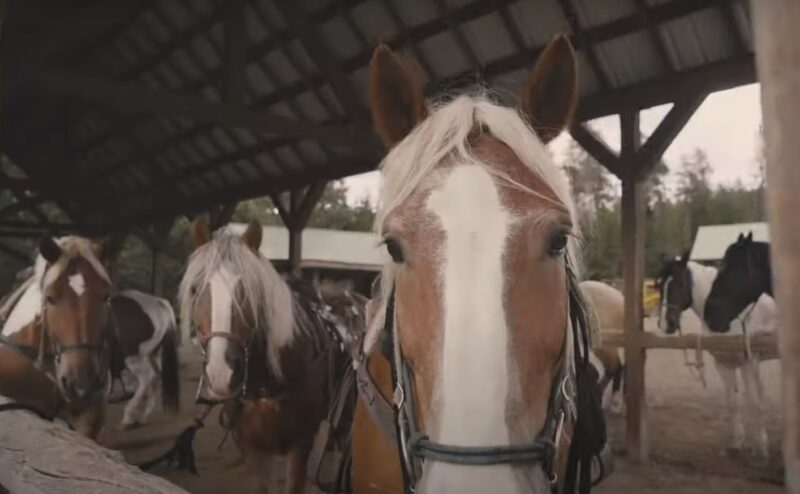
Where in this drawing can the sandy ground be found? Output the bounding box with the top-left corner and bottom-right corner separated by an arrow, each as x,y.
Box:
97,313 -> 784,493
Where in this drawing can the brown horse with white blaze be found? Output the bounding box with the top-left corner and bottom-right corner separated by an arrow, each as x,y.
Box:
0,236 -> 114,438
352,36 -> 606,494
179,218 -> 354,494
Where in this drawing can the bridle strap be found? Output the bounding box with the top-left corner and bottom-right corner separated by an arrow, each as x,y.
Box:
385,278 -> 576,492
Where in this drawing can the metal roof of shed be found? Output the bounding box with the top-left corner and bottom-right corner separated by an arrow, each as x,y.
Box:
690,221 -> 768,261
0,0 -> 756,235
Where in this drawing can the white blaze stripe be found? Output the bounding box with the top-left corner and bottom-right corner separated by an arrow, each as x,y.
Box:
206,266 -> 240,394
69,273 -> 86,296
423,165 -> 520,493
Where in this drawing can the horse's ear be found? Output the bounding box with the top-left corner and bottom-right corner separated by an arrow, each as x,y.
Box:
368,44 -> 428,148
190,215 -> 211,248
39,237 -> 62,264
241,221 -> 262,252
736,233 -> 744,243
745,232 -> 753,243
520,34 -> 578,143
679,249 -> 690,266
93,233 -> 127,265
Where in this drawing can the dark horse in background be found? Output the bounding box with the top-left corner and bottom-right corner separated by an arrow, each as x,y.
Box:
705,233 -> 773,332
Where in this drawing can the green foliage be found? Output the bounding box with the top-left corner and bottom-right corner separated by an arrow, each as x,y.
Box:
563,142 -> 767,280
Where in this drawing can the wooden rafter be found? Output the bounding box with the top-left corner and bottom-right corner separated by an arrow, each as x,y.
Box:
0,241 -> 30,262
577,55 -> 753,121
632,0 -> 675,73
569,124 -> 623,178
557,0 -> 611,89
273,0 -> 365,121
18,66 -> 377,155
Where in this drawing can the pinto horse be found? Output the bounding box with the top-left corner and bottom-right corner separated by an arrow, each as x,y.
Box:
351,35 -> 606,494
705,233 -> 773,332
108,288 -> 180,429
0,236 -> 113,438
179,218 -> 355,494
657,252 -> 777,461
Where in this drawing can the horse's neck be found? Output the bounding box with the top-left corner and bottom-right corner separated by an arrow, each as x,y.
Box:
756,245 -> 773,296
687,262 -> 716,319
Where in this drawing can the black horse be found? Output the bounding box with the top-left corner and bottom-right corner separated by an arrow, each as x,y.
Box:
704,232 -> 772,332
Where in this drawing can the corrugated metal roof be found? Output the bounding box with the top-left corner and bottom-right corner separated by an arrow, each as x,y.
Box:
690,222 -> 768,261
227,223 -> 385,270
0,0 -> 756,234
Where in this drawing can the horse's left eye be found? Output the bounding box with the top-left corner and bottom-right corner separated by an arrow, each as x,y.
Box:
46,295 -> 56,305
549,233 -> 568,257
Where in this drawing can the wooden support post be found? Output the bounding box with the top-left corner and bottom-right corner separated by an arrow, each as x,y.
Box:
272,181 -> 327,276
751,1 -> 800,489
620,109 -> 648,462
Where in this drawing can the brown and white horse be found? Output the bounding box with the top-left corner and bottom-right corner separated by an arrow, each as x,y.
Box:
179,218 -> 354,494
0,236 -> 113,438
108,288 -> 180,429
351,36 -> 604,494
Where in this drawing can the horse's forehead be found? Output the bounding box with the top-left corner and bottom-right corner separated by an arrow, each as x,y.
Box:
46,256 -> 109,291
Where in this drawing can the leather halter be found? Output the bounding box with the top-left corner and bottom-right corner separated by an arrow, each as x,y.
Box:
381,263 -> 600,493
195,330 -> 254,403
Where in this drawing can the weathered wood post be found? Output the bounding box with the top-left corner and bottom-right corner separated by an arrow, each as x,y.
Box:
751,1 -> 800,490
619,109 -> 648,462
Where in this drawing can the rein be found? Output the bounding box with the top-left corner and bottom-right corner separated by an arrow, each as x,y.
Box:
381,262 -> 603,493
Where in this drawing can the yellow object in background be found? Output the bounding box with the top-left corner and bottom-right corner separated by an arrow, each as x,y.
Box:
643,279 -> 660,316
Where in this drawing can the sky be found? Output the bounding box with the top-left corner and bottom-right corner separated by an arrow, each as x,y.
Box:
343,83 -> 763,205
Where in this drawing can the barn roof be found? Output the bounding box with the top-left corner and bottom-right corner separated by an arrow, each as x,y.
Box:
0,0 -> 755,236
690,221 -> 768,262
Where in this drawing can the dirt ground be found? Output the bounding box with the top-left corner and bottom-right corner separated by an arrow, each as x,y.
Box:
98,314 -> 784,493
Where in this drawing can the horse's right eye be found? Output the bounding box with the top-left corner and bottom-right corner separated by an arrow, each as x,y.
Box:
46,295 -> 56,305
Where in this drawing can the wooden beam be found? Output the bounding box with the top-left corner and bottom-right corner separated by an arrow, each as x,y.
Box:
557,0 -> 611,89
632,0 -> 675,73
18,66 -> 377,155
223,0 -> 248,106
620,109 -> 648,462
0,241 -> 30,262
569,124 -> 623,178
577,56 -> 754,121
294,181 -> 327,230
601,330 -> 778,356
432,0 -> 481,68
751,1 -> 800,489
634,94 -> 706,175
12,2 -> 142,61
273,0 -> 365,121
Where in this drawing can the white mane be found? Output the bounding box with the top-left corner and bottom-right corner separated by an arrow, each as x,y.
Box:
2,236 -> 109,336
178,229 -> 296,378
365,94 -> 581,351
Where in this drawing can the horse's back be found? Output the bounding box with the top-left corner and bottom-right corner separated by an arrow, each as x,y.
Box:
580,280 -> 624,328
111,290 -> 174,358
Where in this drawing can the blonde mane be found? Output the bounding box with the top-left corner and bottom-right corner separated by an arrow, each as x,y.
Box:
178,228 -> 296,378
42,236 -> 111,289
366,94 -> 581,351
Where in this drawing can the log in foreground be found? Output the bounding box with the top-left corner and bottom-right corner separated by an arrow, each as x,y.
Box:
0,396 -> 186,494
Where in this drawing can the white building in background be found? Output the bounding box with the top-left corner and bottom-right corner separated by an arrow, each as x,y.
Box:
226,224 -> 385,295
690,222 -> 768,263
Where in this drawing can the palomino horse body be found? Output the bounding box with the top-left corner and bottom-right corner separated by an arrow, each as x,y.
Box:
0,236 -> 114,438
579,280 -> 625,414
179,219 -> 355,494
657,253 -> 777,461
352,36 -> 606,494
109,289 -> 180,429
